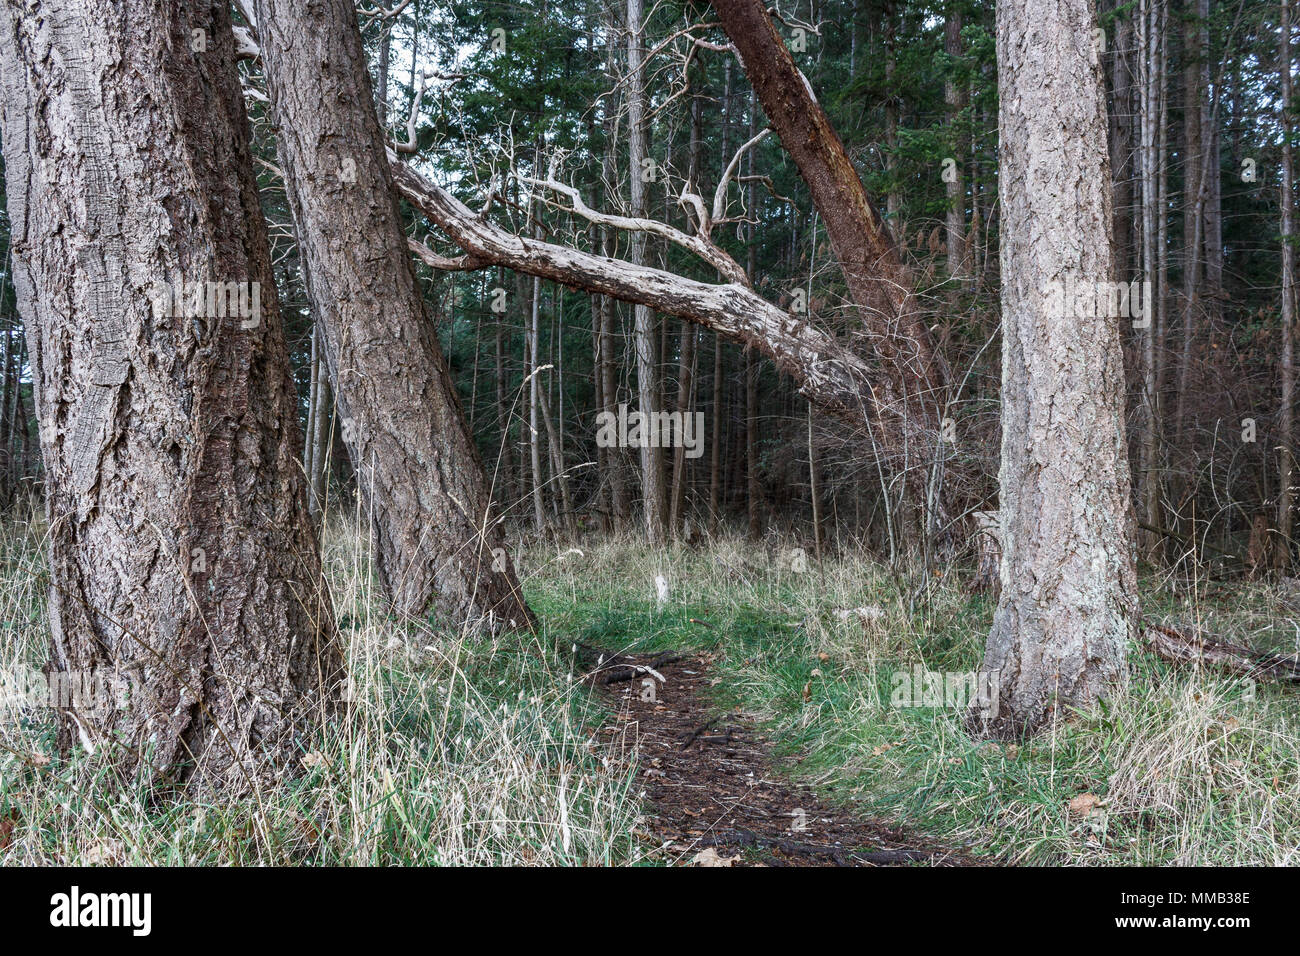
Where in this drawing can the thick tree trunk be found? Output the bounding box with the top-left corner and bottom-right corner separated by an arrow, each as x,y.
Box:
712,0 -> 954,548
253,0 -> 534,630
0,0 -> 344,790
977,0 -> 1138,737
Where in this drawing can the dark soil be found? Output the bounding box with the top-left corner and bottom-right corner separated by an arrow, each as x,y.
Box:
586,647 -> 979,867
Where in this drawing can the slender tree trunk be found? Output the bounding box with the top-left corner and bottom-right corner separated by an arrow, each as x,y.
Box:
600,12 -> 630,529
1110,4 -> 1136,282
884,4 -> 901,222
1279,0 -> 1296,569
527,271 -> 547,531
375,3 -> 391,129
977,0 -> 1138,736
628,0 -> 665,544
253,0 -> 535,630
744,90 -> 762,541
1154,0 -> 1171,551
1137,0 -> 1164,554
493,268 -> 516,510
0,0 -> 344,790
310,326 -> 333,521
1175,0 -> 1206,460
708,59 -> 734,534
1200,0 -> 1224,321
944,7 -> 967,279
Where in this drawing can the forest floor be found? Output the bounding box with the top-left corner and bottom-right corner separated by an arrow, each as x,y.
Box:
535,527 -> 1300,866
589,647 -> 974,865
1,508 -> 1299,865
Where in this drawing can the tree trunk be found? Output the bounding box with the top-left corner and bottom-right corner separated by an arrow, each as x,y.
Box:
712,0 -> 954,548
944,7 -> 967,280
977,0 -> 1138,737
527,271 -> 547,531
1175,0 -> 1207,460
1110,4 -> 1136,281
309,325 -> 333,521
253,0 -> 535,630
1137,0 -> 1165,555
628,0 -> 665,544
0,0 -> 344,790
1279,0 -> 1296,570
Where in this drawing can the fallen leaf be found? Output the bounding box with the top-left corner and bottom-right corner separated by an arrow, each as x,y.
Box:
690,847 -> 738,867
0,807 -> 19,852
1068,792 -> 1103,817
801,682 -> 812,702
85,839 -> 124,865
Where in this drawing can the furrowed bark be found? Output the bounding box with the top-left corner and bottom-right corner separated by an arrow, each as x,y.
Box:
976,0 -> 1138,737
0,0 -> 343,791
253,0 -> 535,631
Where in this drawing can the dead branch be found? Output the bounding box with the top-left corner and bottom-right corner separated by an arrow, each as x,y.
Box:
1139,618 -> 1300,684
389,153 -> 886,432
520,151 -> 748,284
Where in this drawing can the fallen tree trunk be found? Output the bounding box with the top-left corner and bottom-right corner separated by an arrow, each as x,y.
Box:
1140,619 -> 1300,684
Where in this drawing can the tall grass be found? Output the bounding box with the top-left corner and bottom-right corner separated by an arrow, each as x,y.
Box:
3,507 -> 1297,866
0,508 -> 642,866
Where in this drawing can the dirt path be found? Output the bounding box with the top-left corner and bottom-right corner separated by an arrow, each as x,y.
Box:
589,649 -> 978,867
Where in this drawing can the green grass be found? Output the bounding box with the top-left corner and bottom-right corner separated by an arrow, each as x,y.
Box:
526,531 -> 1300,865
2,508 -> 1298,865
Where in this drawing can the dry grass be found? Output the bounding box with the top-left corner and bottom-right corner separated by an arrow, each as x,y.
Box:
0,507 -> 643,866
3,508 -> 1298,866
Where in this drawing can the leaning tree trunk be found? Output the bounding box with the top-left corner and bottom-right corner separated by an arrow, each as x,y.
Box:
0,0 -> 343,791
252,0 -> 534,631
977,0 -> 1138,737
711,0 -> 954,550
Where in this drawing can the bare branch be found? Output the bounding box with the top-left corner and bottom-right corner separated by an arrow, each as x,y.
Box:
713,128 -> 769,223
407,237 -> 489,272
390,153 -> 889,431
520,153 -> 748,284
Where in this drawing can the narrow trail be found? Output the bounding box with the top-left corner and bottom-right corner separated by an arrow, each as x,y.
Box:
587,648 -> 979,867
